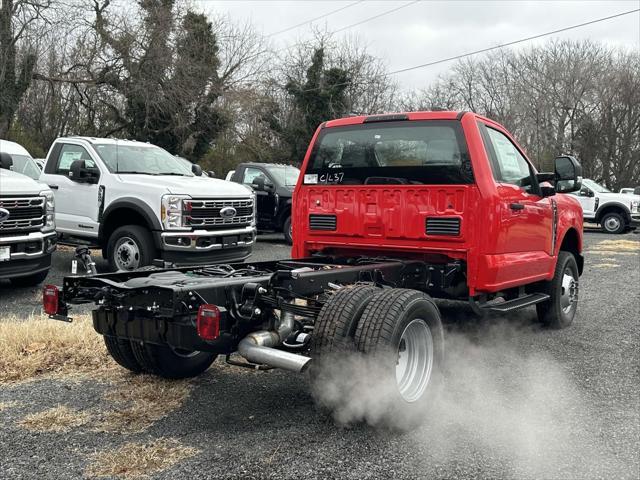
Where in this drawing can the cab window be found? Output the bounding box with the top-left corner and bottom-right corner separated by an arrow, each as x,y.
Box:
55,144 -> 96,175
483,126 -> 535,191
242,167 -> 269,185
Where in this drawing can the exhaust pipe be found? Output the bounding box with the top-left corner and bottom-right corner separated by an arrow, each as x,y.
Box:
237,311 -> 312,373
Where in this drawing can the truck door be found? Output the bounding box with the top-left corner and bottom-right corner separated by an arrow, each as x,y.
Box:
241,166 -> 276,228
480,123 -> 555,279
574,186 -> 596,216
40,142 -> 102,238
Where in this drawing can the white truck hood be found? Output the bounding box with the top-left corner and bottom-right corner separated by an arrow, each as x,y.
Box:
598,192 -> 640,204
0,168 -> 49,196
117,174 -> 253,198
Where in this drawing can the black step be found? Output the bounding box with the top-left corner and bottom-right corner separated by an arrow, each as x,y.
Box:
482,293 -> 550,313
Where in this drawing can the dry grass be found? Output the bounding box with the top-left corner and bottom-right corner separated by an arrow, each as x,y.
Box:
588,239 -> 640,255
0,314 -> 117,383
84,438 -> 198,479
19,405 -> 92,432
95,376 -> 192,433
0,401 -> 18,412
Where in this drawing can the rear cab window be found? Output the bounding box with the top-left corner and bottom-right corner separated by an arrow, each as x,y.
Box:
303,120 -> 473,185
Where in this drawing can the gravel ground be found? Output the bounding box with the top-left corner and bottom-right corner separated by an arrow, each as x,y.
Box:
1,230 -> 639,479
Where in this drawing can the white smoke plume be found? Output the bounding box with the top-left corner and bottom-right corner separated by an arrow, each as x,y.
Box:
310,315 -> 633,479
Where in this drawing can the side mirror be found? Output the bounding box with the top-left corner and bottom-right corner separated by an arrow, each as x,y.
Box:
0,152 -> 13,170
69,159 -> 99,183
554,155 -> 582,193
191,164 -> 203,176
252,176 -> 265,191
207,170 -> 216,178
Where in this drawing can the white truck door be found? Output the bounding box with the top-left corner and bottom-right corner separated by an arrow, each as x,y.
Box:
40,142 -> 102,237
575,186 -> 596,216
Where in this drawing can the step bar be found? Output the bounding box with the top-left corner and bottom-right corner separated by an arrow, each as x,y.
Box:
481,293 -> 550,313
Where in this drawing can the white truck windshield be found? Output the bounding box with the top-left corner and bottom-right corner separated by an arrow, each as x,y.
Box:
94,143 -> 193,176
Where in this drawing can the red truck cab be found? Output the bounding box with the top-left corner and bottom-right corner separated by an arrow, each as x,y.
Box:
293,111 -> 583,304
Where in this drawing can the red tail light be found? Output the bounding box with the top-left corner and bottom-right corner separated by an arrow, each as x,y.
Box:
197,304 -> 220,341
43,285 -> 59,315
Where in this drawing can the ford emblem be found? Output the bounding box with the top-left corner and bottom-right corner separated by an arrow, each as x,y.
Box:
0,208 -> 10,224
220,206 -> 237,219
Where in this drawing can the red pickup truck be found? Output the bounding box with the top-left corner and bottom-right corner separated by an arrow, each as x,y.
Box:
46,111 -> 583,423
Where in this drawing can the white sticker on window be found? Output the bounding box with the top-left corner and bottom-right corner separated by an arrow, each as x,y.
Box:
304,174 -> 318,184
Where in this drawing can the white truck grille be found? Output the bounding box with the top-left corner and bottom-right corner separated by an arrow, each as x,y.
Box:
0,197 -> 45,233
184,198 -> 254,230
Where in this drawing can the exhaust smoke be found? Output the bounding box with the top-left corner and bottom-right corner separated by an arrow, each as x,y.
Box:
310,315 -> 632,478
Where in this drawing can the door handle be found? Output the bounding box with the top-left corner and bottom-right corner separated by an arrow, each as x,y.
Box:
509,203 -> 525,210
48,184 -> 59,190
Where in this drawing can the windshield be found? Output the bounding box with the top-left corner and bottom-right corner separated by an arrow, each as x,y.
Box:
265,165 -> 300,186
582,179 -> 611,193
9,154 -> 41,180
305,120 -> 472,185
93,143 -> 193,176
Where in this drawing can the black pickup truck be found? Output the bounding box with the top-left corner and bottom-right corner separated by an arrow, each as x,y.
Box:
228,163 -> 299,244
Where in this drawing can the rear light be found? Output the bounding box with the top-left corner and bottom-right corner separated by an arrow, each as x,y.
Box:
43,285 -> 59,315
197,304 -> 220,341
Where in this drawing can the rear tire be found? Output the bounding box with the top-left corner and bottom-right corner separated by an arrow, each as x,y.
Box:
107,225 -> 156,272
11,269 -> 49,287
349,289 -> 444,428
104,336 -> 143,373
311,285 -> 379,361
130,341 -> 217,379
283,216 -> 292,245
600,212 -> 625,234
536,251 -> 579,329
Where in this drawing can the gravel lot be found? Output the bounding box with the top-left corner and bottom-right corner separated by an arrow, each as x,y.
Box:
1,230 -> 638,479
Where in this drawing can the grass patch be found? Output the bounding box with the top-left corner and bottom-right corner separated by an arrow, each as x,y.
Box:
0,314 -> 117,383
0,401 -> 18,412
590,239 -> 640,252
96,376 -> 192,433
85,438 -> 198,479
19,405 -> 92,432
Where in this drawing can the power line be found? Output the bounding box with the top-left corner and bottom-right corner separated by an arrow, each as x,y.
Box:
332,0 -> 421,34
275,0 -> 421,54
388,8 -> 640,75
266,1 -> 365,37
293,8 -> 639,93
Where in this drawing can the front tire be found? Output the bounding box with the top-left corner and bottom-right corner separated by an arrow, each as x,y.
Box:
283,216 -> 292,245
130,341 -> 217,379
536,251 -> 579,329
600,212 -> 625,234
107,225 -> 156,272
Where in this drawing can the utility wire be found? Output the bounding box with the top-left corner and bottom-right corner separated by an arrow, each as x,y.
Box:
291,8 -> 639,93
332,0 -> 421,34
388,7 -> 640,75
266,1 -> 365,37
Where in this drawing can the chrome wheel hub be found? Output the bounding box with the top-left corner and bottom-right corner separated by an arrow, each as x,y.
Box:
396,319 -> 433,403
115,236 -> 141,271
604,216 -> 621,232
560,268 -> 578,314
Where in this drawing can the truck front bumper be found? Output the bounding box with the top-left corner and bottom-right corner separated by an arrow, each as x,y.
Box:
156,226 -> 256,266
0,231 -> 57,280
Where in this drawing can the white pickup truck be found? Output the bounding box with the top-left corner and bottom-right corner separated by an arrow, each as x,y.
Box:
572,178 -> 640,233
0,148 -> 56,286
39,137 -> 256,271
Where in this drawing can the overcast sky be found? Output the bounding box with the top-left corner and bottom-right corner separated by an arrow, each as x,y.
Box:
196,0 -> 640,90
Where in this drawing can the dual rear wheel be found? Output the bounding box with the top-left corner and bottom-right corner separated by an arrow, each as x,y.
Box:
103,336 -> 216,379
311,286 -> 444,426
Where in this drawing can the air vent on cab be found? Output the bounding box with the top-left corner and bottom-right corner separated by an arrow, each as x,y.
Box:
309,214 -> 337,231
425,217 -> 461,236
